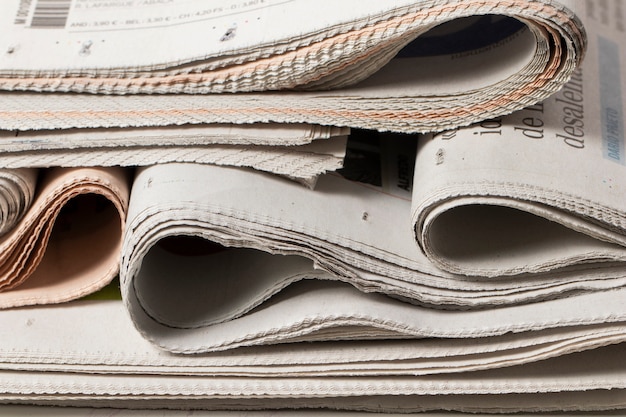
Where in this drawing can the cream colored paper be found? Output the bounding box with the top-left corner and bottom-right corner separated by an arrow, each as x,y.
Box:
0,167 -> 130,308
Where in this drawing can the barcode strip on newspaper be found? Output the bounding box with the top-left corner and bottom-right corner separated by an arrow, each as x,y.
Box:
13,0 -> 33,25
30,0 -> 71,28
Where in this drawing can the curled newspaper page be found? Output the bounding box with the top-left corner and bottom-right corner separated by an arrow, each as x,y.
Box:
0,167 -> 130,309
0,296 -> 625,412
120,137 -> 626,353
411,5 -> 626,277
0,168 -> 37,237
0,124 -> 349,186
0,0 -> 585,133
118,2 -> 626,355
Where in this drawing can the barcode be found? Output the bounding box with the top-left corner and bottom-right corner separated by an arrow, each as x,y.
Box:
30,0 -> 71,28
13,0 -> 33,25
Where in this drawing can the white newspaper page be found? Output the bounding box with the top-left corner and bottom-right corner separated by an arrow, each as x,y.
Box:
2,294 -> 626,376
0,124 -> 348,184
120,131 -> 626,335
1,296 -> 626,412
0,0 -> 425,73
119,131 -> 626,352
123,257 -> 626,353
0,0 -> 585,133
412,2 -> 626,278
0,123 -> 349,149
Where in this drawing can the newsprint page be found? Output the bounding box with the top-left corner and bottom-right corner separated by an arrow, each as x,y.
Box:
0,0 -> 585,132
0,0 -> 626,415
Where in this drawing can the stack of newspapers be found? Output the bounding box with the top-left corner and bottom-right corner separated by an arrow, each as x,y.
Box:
1,0 -> 625,414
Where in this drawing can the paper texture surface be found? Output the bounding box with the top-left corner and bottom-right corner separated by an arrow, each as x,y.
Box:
0,0 -> 586,133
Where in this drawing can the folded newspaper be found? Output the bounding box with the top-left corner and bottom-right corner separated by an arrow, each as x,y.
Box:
1,0 -> 624,414
120,2 -> 626,353
0,124 -> 349,187
0,167 -> 130,309
0,0 -> 585,133
1,295 -> 625,413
